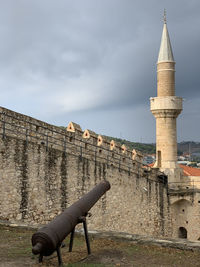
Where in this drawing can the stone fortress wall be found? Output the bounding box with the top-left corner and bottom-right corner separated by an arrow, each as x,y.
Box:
0,106 -> 172,238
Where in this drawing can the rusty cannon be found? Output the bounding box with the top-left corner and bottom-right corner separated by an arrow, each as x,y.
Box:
32,180 -> 111,266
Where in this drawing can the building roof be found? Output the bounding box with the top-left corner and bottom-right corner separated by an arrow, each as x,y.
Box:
157,21 -> 174,63
179,164 -> 200,177
148,163 -> 200,177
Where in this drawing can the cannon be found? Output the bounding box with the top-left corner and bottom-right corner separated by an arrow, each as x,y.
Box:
32,180 -> 110,266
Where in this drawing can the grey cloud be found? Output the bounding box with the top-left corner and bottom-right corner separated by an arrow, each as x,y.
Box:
0,0 -> 199,142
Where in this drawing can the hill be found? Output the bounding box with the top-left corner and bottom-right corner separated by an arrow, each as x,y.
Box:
104,136 -> 156,154
104,137 -> 200,156
178,141 -> 200,154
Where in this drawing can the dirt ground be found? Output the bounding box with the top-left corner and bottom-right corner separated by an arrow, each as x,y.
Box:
1,224 -> 200,267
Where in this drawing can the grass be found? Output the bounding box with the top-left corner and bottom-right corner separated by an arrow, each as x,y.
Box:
65,264 -> 112,267
1,224 -> 200,266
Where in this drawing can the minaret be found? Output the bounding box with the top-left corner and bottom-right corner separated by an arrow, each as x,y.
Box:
150,11 -> 183,183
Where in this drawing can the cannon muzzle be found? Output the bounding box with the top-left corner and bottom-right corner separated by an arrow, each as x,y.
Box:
32,243 -> 43,254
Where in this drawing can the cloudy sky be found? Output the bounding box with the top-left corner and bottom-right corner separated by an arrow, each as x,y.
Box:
0,0 -> 199,143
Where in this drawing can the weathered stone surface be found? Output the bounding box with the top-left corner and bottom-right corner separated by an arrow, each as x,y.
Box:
0,107 -> 171,238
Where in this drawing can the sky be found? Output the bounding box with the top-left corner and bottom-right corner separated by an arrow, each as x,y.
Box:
0,0 -> 199,143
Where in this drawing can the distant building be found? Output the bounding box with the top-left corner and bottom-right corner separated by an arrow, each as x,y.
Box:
177,161 -> 189,166
178,156 -> 186,161
143,155 -> 155,165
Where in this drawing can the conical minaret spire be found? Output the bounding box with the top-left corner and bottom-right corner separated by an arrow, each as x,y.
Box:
150,12 -> 183,185
158,11 -> 174,63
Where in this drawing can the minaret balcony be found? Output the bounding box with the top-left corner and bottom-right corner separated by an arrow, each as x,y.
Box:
150,96 -> 182,111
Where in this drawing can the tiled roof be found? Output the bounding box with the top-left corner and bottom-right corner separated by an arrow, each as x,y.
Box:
148,163 -> 154,167
148,163 -> 200,177
179,164 -> 200,177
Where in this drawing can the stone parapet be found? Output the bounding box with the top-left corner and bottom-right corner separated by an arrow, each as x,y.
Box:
0,106 -> 143,173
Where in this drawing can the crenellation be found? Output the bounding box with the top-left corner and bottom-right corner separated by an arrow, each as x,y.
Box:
121,144 -> 126,154
67,121 -> 82,133
97,135 -> 103,146
82,129 -> 97,140
109,140 -> 115,151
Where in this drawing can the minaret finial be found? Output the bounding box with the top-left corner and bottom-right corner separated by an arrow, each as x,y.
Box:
163,9 -> 167,24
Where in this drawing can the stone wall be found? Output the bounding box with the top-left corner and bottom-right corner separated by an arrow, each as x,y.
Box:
170,190 -> 200,241
0,107 -> 172,237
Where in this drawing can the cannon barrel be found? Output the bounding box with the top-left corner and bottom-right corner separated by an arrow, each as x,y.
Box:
32,180 -> 110,256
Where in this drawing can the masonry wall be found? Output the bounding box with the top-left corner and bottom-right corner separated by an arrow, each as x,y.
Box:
0,107 -> 172,237
170,190 -> 200,241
